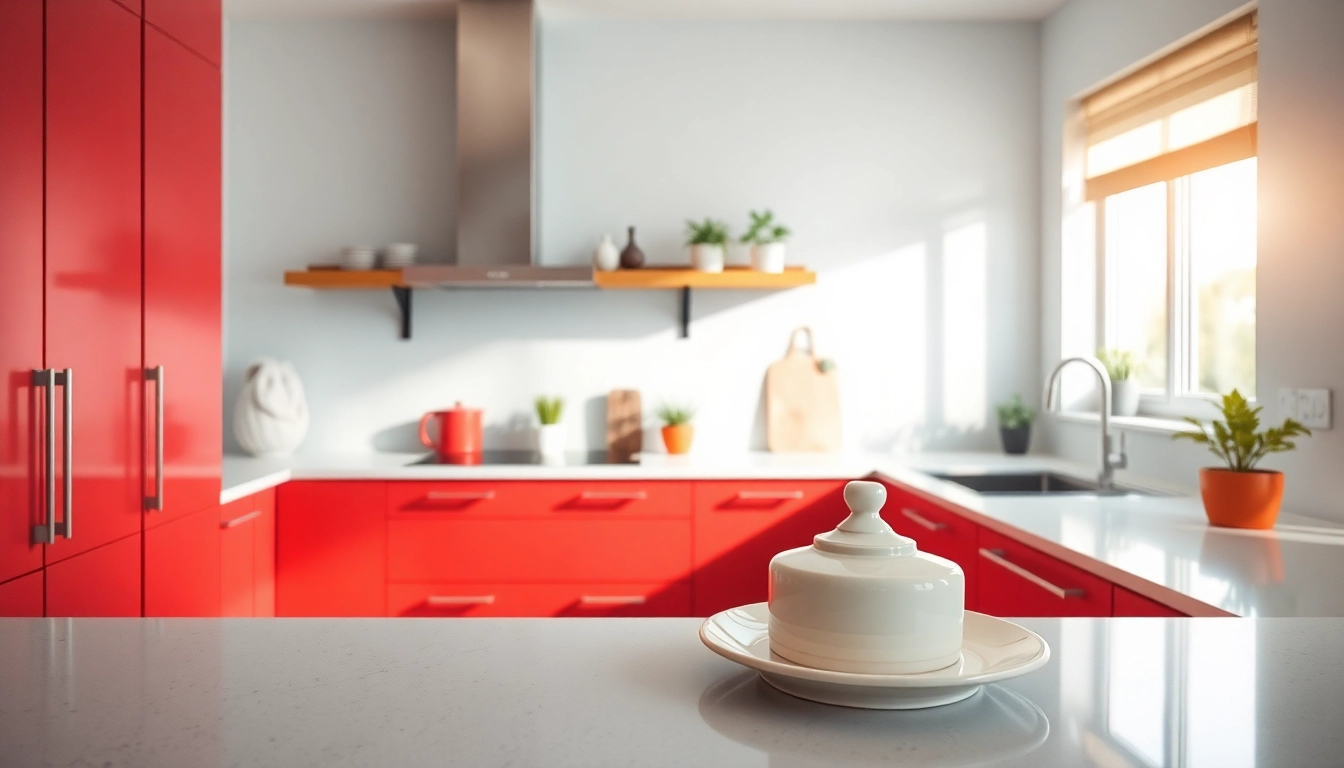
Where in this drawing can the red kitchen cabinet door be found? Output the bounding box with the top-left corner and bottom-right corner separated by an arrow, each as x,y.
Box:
1113,586 -> 1186,617
277,482 -> 387,617
0,0 -> 45,585
145,505 -> 221,616
144,0 -> 221,66
880,483 -> 981,610
44,0 -> 143,565
143,26 -> 222,529
692,480 -> 847,616
0,571 -> 44,617
976,528 -> 1112,617
220,501 -> 256,617
113,0 -> 142,17
386,481 -> 691,518
253,489 -> 276,617
388,581 -> 691,618
46,534 -> 141,617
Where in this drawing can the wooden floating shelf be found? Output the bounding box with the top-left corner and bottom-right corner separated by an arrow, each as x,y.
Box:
593,266 -> 816,290
283,269 -> 406,289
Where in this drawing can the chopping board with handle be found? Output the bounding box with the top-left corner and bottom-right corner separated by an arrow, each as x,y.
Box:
766,327 -> 841,452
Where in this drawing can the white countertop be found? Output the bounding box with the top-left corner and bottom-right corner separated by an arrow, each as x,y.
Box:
1,616 -> 1339,767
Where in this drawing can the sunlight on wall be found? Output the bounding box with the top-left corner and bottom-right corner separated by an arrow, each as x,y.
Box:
1059,202 -> 1099,408
941,222 -> 987,431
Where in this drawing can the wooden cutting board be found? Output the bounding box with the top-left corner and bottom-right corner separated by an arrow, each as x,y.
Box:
606,389 -> 643,461
766,327 -> 841,453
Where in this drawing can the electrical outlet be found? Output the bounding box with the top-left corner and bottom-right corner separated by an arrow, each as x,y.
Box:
1297,388 -> 1332,429
1279,388 -> 1297,420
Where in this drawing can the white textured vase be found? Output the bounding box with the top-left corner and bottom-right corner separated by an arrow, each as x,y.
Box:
537,423 -> 567,460
691,244 -> 725,273
1111,379 -> 1140,417
751,242 -> 786,274
233,359 -> 310,457
593,234 -> 620,272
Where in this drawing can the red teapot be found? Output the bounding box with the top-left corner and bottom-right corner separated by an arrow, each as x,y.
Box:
419,402 -> 483,463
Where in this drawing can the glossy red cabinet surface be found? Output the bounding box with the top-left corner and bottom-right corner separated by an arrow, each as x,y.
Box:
143,25 -> 222,528
692,480 -> 847,616
277,482 -> 387,617
0,571 -> 44,617
219,490 -> 276,617
145,0 -> 221,66
386,480 -> 691,518
146,505 -> 221,616
253,489 -> 277,617
976,528 -> 1113,617
0,0 -> 46,586
44,0 -> 143,565
1114,586 -> 1186,617
388,581 -> 691,618
46,534 -> 141,617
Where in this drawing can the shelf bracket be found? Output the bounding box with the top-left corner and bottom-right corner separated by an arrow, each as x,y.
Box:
679,287 -> 691,339
391,286 -> 412,340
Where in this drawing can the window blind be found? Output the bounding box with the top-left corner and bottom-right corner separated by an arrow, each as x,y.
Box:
1083,11 -> 1258,201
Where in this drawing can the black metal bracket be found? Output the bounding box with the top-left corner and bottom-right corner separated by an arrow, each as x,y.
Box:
391,286 -> 412,340
679,287 -> 691,339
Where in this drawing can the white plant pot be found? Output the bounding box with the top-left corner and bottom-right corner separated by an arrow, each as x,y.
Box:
751,242 -> 786,274
593,234 -> 620,272
537,423 -> 567,459
1111,379 -> 1140,417
691,244 -> 725,273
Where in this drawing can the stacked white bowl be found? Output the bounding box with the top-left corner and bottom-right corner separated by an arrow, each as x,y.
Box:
341,246 -> 377,270
381,243 -> 418,269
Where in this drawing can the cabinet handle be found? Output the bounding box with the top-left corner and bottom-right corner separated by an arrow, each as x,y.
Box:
578,491 -> 647,501
735,490 -> 804,500
60,368 -> 71,540
579,595 -> 646,606
978,548 -> 1084,600
220,510 -> 262,529
901,508 -> 948,531
423,491 -> 496,501
144,365 -> 164,511
426,595 -> 496,606
30,369 -> 72,543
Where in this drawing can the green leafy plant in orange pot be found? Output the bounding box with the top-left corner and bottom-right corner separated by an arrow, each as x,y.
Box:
657,402 -> 696,455
1173,390 -> 1310,529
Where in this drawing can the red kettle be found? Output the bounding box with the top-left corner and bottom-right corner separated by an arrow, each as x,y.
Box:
419,402 -> 483,463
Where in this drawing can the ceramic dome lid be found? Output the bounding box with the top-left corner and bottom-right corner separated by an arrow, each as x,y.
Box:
811,481 -> 916,557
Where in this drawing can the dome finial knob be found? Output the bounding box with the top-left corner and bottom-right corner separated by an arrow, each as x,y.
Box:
838,480 -> 890,533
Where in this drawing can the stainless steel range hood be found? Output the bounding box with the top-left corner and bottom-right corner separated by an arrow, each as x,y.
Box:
403,0 -> 592,289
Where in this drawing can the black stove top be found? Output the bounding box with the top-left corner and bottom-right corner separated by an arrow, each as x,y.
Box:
413,450 -> 638,466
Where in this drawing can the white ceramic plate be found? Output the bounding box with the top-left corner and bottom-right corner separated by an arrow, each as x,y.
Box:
699,603 -> 1050,710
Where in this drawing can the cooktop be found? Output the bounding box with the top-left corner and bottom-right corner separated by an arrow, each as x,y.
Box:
412,450 -> 639,466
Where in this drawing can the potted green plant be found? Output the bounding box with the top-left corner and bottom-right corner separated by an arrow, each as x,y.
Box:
656,402 -> 696,455
995,395 -> 1034,455
534,396 -> 565,461
1097,349 -> 1139,417
740,209 -> 791,274
1173,390 -> 1310,529
685,218 -> 730,274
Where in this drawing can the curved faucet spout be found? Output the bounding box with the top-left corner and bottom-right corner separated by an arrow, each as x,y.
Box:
1043,356 -> 1126,489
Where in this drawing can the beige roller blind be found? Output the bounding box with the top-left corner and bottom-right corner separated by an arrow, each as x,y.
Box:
1083,11 -> 1258,201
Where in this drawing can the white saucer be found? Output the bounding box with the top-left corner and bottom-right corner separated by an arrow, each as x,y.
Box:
699,603 -> 1050,710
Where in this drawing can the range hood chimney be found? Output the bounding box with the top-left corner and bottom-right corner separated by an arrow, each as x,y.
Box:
403,0 -> 592,288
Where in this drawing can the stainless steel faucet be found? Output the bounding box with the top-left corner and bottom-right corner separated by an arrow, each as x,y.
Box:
1044,356 -> 1128,489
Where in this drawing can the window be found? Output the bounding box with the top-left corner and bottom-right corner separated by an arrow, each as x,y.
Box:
1084,12 -> 1258,412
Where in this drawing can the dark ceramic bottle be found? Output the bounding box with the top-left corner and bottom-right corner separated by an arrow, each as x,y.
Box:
619,226 -> 645,269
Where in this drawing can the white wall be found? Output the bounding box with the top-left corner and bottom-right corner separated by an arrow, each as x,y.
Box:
226,18 -> 1041,456
1039,0 -> 1344,523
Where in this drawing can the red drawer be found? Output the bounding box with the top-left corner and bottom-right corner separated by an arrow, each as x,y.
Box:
692,480 -> 847,616
1113,586 -> 1186,617
388,581 -> 690,617
976,528 -> 1112,617
880,482 -> 980,610
388,518 -> 692,583
387,481 -> 691,518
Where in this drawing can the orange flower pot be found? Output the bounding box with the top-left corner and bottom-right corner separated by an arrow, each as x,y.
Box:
661,424 -> 694,455
1199,468 -> 1284,529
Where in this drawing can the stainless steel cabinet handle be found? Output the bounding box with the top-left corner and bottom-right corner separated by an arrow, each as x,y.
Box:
144,366 -> 164,511
578,491 -> 647,501
220,510 -> 262,529
426,595 -> 496,606
978,548 -> 1083,600
579,595 -> 646,606
31,368 -> 73,542
901,508 -> 948,532
423,491 -> 496,501
31,369 -> 55,545
735,490 -> 804,500
60,368 -> 71,539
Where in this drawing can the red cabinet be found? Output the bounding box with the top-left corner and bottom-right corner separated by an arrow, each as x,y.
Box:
277,482 -> 387,617
46,534 -> 141,617
145,0 -> 221,67
0,0 -> 45,587
1114,586 -> 1186,617
880,482 -> 981,611
976,528 -> 1113,617
143,25 -> 221,528
146,505 -> 221,616
0,571 -> 44,617
254,489 -> 277,617
219,489 -> 276,617
692,480 -> 847,616
388,581 -> 691,618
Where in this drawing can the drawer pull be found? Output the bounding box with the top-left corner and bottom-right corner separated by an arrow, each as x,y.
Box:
900,508 -> 948,532
579,595 -> 646,606
220,510 -> 262,529
426,595 -> 496,606
423,491 -> 496,501
978,548 -> 1084,600
578,491 -> 648,501
735,490 -> 804,500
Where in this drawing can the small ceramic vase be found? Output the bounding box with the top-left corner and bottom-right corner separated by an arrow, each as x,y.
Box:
593,235 -> 620,272
619,226 -> 645,269
233,359 -> 310,457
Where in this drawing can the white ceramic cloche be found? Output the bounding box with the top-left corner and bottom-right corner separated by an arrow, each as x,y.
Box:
768,480 -> 964,674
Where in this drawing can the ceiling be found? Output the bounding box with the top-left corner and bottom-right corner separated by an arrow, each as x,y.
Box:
224,0 -> 1068,21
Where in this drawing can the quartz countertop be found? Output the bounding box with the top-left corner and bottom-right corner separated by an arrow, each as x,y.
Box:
1,616 -> 1339,767
220,451 -> 1344,618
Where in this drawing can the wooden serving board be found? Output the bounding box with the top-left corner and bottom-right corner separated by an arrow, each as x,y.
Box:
606,389 -> 643,461
766,327 -> 840,452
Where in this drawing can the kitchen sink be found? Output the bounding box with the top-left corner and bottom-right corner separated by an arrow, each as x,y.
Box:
930,472 -> 1161,496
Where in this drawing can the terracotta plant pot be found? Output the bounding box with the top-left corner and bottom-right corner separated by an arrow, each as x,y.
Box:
1199,468 -> 1284,529
661,424 -> 694,455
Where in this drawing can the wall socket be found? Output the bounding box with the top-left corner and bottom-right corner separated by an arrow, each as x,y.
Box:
1280,387 -> 1331,428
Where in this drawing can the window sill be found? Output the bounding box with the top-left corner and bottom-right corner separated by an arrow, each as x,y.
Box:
1051,411 -> 1194,436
